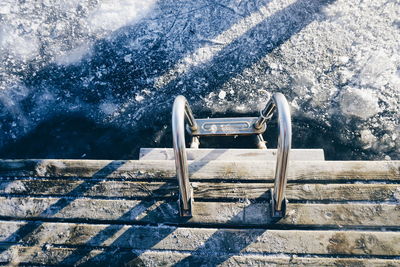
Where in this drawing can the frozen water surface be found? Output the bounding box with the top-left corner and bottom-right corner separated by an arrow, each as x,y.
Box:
0,0 -> 399,159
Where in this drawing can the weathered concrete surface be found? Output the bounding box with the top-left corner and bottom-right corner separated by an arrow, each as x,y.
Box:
1,179 -> 398,201
0,158 -> 399,265
1,221 -> 399,256
0,159 -> 399,180
1,247 -> 399,266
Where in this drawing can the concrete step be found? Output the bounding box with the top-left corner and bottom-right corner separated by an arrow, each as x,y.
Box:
0,158 -> 399,265
139,148 -> 325,161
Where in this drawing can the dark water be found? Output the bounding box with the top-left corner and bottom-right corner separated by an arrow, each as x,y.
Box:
0,0 -> 398,160
0,111 -> 375,160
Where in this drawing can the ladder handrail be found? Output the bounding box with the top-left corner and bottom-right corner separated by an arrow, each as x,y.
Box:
255,93 -> 292,217
172,95 -> 197,217
172,93 -> 291,218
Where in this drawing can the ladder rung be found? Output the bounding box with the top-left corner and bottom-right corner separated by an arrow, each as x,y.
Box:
191,117 -> 266,136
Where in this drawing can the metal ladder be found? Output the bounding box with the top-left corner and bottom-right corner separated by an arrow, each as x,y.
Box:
172,93 -> 291,218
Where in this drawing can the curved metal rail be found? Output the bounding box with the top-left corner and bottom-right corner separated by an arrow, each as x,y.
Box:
255,93 -> 292,218
172,96 -> 197,217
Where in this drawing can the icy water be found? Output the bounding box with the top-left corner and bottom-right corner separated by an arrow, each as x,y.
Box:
0,0 -> 399,160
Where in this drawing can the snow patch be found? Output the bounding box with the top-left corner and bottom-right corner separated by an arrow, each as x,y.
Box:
4,181 -> 27,194
394,187 -> 400,202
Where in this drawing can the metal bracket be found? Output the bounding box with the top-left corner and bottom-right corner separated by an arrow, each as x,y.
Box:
269,189 -> 288,219
178,187 -> 193,217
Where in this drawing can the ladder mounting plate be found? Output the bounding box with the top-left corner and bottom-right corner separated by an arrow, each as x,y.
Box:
190,117 -> 266,136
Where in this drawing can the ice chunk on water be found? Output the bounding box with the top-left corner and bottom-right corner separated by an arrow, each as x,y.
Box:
124,54 -> 132,63
340,87 -> 380,119
87,0 -> 156,33
99,102 -> 118,115
0,25 -> 38,61
135,95 -> 145,102
218,90 -> 227,100
360,129 -> 377,149
0,3 -> 11,14
55,43 -> 91,65
359,50 -> 397,89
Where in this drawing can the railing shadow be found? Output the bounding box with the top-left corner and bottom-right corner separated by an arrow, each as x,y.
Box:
58,182 -> 185,266
57,149 -> 222,265
76,191 -> 273,266
0,160 -> 126,254
51,149 -> 227,265
174,193 -> 273,266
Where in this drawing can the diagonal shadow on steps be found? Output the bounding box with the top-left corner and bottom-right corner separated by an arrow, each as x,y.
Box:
173,193 -> 273,266
0,161 -> 126,255
58,182 -> 188,266
76,191 -> 274,266
56,149 -> 227,265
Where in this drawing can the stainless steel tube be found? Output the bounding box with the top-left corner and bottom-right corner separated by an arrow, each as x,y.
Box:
172,95 -> 197,217
255,93 -> 292,214
272,93 -> 291,212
